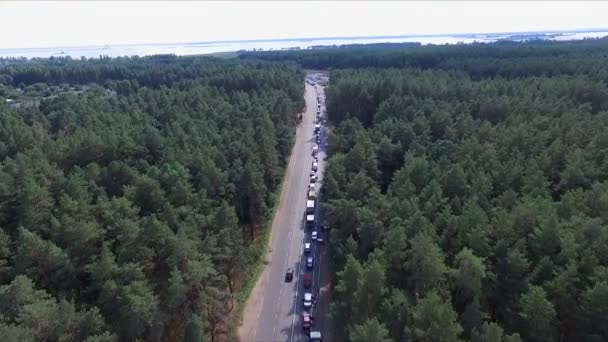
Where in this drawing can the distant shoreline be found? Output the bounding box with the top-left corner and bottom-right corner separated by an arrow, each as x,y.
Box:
1,28 -> 607,59
2,28 -> 608,52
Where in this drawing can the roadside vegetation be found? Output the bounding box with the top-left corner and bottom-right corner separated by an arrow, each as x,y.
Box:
246,39 -> 608,341
0,55 -> 304,341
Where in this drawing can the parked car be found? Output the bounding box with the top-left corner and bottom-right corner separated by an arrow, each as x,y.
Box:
304,242 -> 311,253
306,214 -> 315,229
307,257 -> 314,268
312,231 -> 318,241
303,292 -> 313,308
302,312 -> 312,330
303,273 -> 312,288
285,268 -> 294,282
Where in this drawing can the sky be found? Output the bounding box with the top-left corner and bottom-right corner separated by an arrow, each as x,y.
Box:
0,1 -> 607,49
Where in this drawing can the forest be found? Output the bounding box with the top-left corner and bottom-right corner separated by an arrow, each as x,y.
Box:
240,39 -> 608,83
0,56 -> 304,341
306,39 -> 608,342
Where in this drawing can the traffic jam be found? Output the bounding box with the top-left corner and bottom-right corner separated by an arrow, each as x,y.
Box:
286,74 -> 327,342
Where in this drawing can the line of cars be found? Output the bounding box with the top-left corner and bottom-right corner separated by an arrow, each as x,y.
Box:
286,78 -> 326,342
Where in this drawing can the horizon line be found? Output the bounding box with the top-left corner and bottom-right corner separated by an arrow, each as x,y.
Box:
1,27 -> 608,52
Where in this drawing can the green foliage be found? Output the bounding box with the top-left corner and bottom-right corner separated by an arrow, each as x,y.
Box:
0,56 -> 304,340
317,40 -> 608,341
406,232 -> 448,295
517,286 -> 556,342
350,318 -> 391,342
471,322 -> 522,342
406,291 -> 463,342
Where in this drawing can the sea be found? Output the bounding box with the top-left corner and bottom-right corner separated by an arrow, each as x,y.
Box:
1,30 -> 608,59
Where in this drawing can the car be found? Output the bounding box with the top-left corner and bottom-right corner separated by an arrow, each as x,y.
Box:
303,273 -> 312,288
309,183 -> 316,191
303,292 -> 313,308
317,237 -> 324,243
306,214 -> 315,229
307,256 -> 314,268
310,175 -> 317,183
302,312 -> 312,330
310,170 -> 316,177
312,231 -> 318,240
304,242 -> 311,253
285,268 -> 294,282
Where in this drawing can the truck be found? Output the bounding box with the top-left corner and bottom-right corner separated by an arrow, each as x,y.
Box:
308,189 -> 316,200
306,200 -> 315,214
303,273 -> 312,288
306,214 -> 315,229
309,331 -> 322,342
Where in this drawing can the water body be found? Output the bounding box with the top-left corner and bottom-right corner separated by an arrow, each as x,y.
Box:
1,30 -> 607,59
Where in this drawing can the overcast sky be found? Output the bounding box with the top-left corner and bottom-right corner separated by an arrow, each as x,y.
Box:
1,1 -> 607,49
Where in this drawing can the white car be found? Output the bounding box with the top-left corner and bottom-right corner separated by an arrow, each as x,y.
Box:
304,242 -> 311,253
312,231 -> 318,241
307,257 -> 314,268
310,170 -> 316,177
303,293 -> 313,308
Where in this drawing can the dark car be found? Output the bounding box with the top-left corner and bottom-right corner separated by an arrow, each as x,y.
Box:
285,268 -> 294,282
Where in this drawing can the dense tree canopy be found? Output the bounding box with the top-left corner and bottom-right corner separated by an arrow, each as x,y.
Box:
308,39 -> 608,341
0,56 -> 304,340
240,39 -> 608,83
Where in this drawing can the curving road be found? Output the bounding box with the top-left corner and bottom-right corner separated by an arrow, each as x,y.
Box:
241,75 -> 329,342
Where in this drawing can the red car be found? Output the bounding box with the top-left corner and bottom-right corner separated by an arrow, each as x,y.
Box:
302,312 -> 313,330
304,274 -> 312,288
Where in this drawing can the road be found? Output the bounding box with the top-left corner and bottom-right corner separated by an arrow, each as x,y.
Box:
240,76 -> 329,342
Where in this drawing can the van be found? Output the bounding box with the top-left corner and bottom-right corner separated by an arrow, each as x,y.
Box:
306,200 -> 315,214
306,214 -> 315,229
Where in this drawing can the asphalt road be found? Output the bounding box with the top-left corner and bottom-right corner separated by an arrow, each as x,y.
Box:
252,79 -> 328,342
